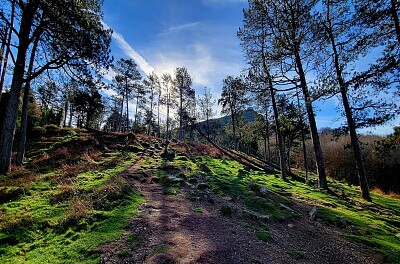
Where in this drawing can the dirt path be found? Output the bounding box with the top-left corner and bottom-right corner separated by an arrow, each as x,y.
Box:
100,156 -> 382,264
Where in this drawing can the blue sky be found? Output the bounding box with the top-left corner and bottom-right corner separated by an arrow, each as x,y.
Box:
101,0 -> 398,135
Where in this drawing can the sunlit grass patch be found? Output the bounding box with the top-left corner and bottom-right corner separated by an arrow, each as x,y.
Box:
0,150 -> 143,264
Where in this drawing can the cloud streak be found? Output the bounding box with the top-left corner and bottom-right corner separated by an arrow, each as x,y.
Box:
159,22 -> 201,36
103,22 -> 155,76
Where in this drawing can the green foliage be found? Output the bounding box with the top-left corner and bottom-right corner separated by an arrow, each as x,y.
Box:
255,228 -> 272,243
0,150 -> 143,263
148,245 -> 170,257
199,156 -> 400,263
192,207 -> 203,213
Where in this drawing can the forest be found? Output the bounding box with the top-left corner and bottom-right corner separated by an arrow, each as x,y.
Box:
0,0 -> 399,263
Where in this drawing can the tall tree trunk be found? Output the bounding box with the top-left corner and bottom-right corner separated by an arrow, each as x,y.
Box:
265,105 -> 271,161
134,95 -> 139,133
16,28 -> 40,165
0,0 -> 16,103
16,82 -> 30,165
119,91 -> 124,132
295,51 -> 327,188
165,93 -> 170,143
157,98 -> 161,137
179,87 -> 183,140
63,100 -> 68,127
231,111 -> 237,150
68,103 -> 74,127
270,83 -> 287,179
0,1 -> 37,173
262,55 -> 287,179
125,82 -> 129,132
287,140 -> 291,173
390,0 -> 400,46
325,7 -> 371,200
296,88 -> 308,182
148,88 -> 154,136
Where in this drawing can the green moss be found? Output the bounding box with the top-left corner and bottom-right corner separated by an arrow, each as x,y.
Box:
192,207 -> 203,213
0,151 -> 143,264
255,229 -> 272,242
148,245 -> 170,257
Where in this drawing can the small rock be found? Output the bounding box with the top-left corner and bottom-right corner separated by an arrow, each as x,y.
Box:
242,209 -> 270,221
287,223 -> 294,228
222,196 -> 233,201
279,203 -> 299,215
259,186 -> 269,195
336,215 -> 347,228
309,206 -> 318,220
167,175 -> 182,183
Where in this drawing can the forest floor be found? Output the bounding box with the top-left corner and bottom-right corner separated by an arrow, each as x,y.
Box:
0,128 -> 399,263
99,148 -> 382,264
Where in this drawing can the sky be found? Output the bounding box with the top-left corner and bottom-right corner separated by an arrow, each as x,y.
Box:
101,0 -> 399,135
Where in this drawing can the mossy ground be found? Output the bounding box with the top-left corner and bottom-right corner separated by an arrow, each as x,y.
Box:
0,131 -> 144,264
198,157 -> 400,263
1,130 -> 399,263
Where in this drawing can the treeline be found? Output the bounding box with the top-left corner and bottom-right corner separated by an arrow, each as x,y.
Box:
224,0 -> 399,201
0,0 -> 200,175
1,0 -> 399,200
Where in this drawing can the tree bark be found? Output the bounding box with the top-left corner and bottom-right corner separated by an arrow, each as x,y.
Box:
157,100 -> 160,137
268,76 -> 287,179
125,79 -> 129,132
231,110 -> 237,150
165,92 -> 170,143
148,86 -> 154,136
294,51 -> 327,188
63,100 -> 68,127
179,84 -> 183,140
0,1 -> 37,173
296,88 -> 308,182
325,5 -> 371,200
261,51 -> 287,179
390,0 -> 400,46
16,82 -> 31,165
0,0 -> 16,103
119,89 -> 124,132
16,27 -> 41,165
134,95 -> 139,133
68,103 -> 73,127
265,105 -> 271,162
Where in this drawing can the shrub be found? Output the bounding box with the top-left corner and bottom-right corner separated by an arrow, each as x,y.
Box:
31,126 -> 46,137
66,197 -> 93,220
43,124 -> 60,133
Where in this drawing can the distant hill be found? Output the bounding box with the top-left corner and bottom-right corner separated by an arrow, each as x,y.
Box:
198,107 -> 259,128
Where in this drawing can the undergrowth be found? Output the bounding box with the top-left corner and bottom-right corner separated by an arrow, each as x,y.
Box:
1,131 -> 399,263
199,156 -> 400,263
0,143 -> 143,263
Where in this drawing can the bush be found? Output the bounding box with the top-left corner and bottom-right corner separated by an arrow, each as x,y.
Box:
43,124 -> 60,133
31,126 -> 46,137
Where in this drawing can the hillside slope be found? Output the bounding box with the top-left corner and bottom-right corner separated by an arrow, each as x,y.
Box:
0,128 -> 399,263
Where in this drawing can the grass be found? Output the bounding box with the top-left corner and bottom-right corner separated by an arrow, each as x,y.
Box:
1,132 -> 399,263
148,244 -> 170,257
199,156 -> 400,263
0,148 -> 143,264
192,207 -> 203,213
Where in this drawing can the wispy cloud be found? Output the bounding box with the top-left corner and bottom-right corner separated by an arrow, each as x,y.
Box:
103,22 -> 155,76
112,31 -> 155,75
159,22 -> 201,36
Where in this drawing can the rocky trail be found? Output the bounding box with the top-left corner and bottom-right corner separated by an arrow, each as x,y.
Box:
99,140 -> 382,264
